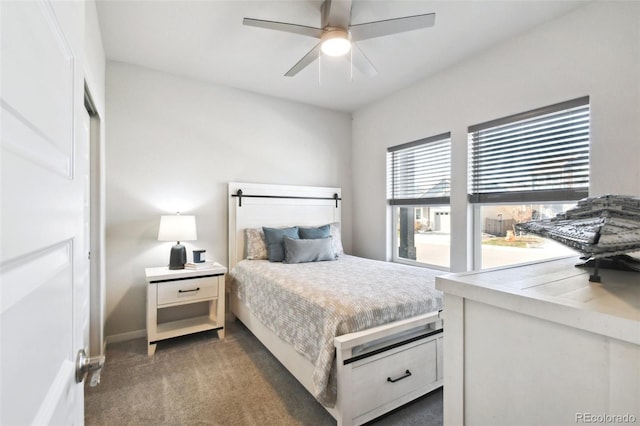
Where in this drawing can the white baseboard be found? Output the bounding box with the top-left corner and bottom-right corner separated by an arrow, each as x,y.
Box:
105,329 -> 146,345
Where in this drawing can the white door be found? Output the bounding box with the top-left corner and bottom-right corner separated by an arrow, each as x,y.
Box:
1,0 -> 89,424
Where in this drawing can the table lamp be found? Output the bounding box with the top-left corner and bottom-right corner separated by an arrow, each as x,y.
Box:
157,213 -> 197,269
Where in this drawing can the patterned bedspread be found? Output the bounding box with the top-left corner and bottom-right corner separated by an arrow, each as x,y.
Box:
228,255 -> 444,407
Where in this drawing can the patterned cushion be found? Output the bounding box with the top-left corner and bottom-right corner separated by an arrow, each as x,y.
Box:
329,222 -> 344,255
245,228 -> 268,260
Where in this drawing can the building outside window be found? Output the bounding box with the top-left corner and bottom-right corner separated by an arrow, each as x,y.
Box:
468,97 -> 590,269
387,132 -> 451,269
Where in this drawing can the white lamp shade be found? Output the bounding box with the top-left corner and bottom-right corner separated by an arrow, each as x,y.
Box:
157,215 -> 197,242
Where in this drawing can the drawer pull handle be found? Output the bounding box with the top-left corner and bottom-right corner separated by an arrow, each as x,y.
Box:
387,369 -> 412,383
178,287 -> 200,293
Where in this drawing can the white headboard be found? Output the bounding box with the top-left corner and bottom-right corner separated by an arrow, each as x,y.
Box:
228,182 -> 342,270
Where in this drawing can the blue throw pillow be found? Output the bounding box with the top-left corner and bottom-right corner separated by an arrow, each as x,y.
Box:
299,224 -> 330,239
283,236 -> 336,264
262,226 -> 299,262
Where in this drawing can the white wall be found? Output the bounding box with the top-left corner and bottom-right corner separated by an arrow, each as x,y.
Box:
352,1 -> 640,269
105,62 -> 352,337
85,0 -> 105,116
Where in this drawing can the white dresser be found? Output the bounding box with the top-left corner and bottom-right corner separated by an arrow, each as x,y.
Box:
436,256 -> 640,426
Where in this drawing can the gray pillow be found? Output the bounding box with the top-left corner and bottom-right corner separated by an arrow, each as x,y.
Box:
299,224 -> 330,239
283,236 -> 336,264
263,226 -> 299,262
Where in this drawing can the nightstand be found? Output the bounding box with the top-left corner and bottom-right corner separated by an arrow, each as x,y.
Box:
145,263 -> 227,356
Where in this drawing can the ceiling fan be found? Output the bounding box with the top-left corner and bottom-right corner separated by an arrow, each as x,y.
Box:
243,0 -> 435,77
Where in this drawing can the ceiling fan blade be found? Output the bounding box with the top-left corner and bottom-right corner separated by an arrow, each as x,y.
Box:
350,13 -> 435,41
243,18 -> 323,39
351,42 -> 378,77
321,0 -> 352,29
284,43 -> 322,77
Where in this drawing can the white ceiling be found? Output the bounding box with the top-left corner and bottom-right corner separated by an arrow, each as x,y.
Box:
96,0 -> 588,112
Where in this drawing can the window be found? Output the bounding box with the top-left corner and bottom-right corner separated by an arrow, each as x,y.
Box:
478,202 -> 577,269
387,132 -> 451,269
468,97 -> 590,269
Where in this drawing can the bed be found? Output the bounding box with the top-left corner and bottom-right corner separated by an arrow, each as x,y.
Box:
227,182 -> 444,426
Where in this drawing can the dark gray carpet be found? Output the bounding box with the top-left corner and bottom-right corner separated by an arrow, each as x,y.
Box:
85,320 -> 443,425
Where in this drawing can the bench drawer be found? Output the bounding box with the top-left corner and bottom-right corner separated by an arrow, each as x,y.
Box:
351,336 -> 440,418
157,276 -> 218,306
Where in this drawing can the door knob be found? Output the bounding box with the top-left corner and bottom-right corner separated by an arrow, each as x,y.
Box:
75,348 -> 105,386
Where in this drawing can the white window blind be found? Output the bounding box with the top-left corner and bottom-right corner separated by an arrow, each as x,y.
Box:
387,132 -> 451,205
468,97 -> 590,203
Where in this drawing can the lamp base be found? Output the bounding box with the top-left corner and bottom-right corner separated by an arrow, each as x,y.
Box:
168,243 -> 186,270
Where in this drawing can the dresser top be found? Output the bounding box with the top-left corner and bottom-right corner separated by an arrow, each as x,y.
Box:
436,256 -> 640,344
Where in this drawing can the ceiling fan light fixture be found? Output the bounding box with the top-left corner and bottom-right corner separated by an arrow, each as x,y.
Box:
320,29 -> 351,56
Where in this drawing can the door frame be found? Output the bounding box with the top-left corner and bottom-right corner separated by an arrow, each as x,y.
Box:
83,81 -> 106,358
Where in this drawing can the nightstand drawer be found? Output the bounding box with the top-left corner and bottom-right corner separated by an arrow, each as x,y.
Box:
157,276 -> 218,306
